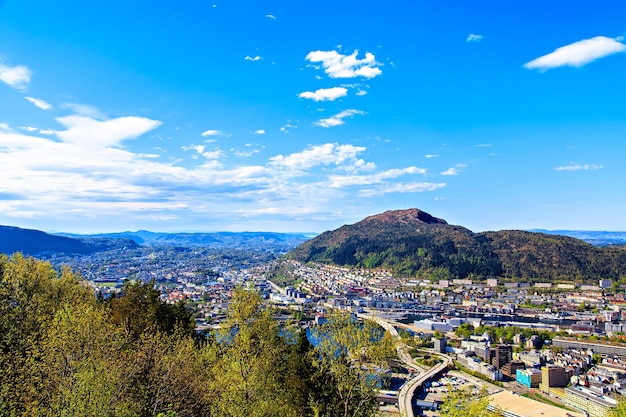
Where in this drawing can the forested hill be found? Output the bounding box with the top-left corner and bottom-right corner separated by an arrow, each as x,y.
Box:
0,225 -> 138,256
56,230 -> 310,250
285,208 -> 626,282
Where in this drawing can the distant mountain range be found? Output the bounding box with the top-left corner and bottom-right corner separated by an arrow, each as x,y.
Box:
285,209 -> 626,282
0,225 -> 139,256
0,225 -> 311,256
529,230 -> 626,246
56,230 -> 311,250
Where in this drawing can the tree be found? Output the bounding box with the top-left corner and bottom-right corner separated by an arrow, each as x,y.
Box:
210,288 -> 304,417
309,311 -> 395,417
0,254 -> 96,415
109,280 -> 195,340
440,386 -> 501,417
609,400 -> 626,417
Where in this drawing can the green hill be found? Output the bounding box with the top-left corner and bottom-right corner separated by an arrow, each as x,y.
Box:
285,208 -> 626,282
0,225 -> 138,256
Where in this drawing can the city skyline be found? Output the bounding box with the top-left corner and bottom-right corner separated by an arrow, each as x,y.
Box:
1,1 -> 626,233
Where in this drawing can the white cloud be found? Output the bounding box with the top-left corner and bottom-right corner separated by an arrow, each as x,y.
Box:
55,115 -> 162,148
441,164 -> 467,176
328,166 -> 426,188
280,124 -> 296,133
201,149 -> 224,160
20,126 -> 53,135
359,182 -> 446,197
63,103 -> 107,119
298,87 -> 348,102
355,89 -> 367,96
201,129 -> 226,137
0,125 -> 449,231
315,109 -> 365,128
234,149 -> 260,158
270,143 -> 366,170
265,14 -> 276,19
24,96 -> 52,110
253,129 -> 266,135
305,50 -> 382,79
0,63 -> 32,89
555,164 -> 603,171
524,36 -> 626,71
467,34 -> 483,42
245,55 -> 262,61
425,154 -> 438,158
182,145 -> 206,153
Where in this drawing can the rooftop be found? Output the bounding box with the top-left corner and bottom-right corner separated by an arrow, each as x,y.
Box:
488,390 -> 584,417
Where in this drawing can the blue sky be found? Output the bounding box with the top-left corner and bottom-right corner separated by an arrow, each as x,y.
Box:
1,1 -> 626,233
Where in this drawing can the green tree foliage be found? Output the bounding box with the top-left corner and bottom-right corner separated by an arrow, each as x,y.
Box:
209,289 -> 304,417
309,311 -> 396,417
0,255 -> 394,416
286,209 -> 626,281
439,386 -> 501,417
109,280 -> 195,340
608,399 -> 626,417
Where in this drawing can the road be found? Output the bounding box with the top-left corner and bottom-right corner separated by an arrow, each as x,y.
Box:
358,313 -> 452,417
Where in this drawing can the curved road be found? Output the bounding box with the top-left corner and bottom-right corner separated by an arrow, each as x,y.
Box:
358,313 -> 452,417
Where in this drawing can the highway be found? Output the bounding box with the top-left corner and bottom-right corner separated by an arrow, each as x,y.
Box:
358,313 -> 452,417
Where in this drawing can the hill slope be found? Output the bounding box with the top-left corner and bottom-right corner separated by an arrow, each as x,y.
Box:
286,209 -> 626,282
0,225 -> 138,256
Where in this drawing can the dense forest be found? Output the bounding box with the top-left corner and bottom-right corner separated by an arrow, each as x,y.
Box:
0,254 -> 393,417
286,209 -> 626,282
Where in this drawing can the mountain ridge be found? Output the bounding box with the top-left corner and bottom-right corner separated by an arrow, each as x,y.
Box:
285,208 -> 626,282
0,225 -> 139,256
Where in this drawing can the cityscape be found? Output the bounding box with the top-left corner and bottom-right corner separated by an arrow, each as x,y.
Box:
33,233 -> 626,417
3,1 -> 626,416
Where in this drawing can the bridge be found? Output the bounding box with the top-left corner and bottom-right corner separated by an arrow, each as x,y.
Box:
358,313 -> 452,417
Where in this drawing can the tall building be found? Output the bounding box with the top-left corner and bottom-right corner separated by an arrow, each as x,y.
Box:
541,365 -> 568,388
516,368 -> 542,388
501,360 -> 525,378
433,337 -> 447,354
565,385 -> 617,417
491,344 -> 512,369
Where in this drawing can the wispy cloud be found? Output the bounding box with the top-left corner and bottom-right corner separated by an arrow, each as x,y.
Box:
467,34 -> 483,42
315,109 -> 365,128
63,103 -> 107,119
0,62 -> 32,89
305,50 -> 382,79
201,129 -> 227,137
20,126 -> 54,135
328,166 -> 426,187
0,125 -> 446,229
441,164 -> 467,176
24,96 -> 52,110
355,89 -> 367,96
425,154 -> 439,158
265,14 -> 276,20
359,182 -> 446,197
253,129 -> 266,135
524,36 -> 626,71
244,55 -> 262,61
270,143 -> 366,170
298,87 -> 347,102
555,164 -> 603,171
280,123 -> 297,133
55,115 -> 161,148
